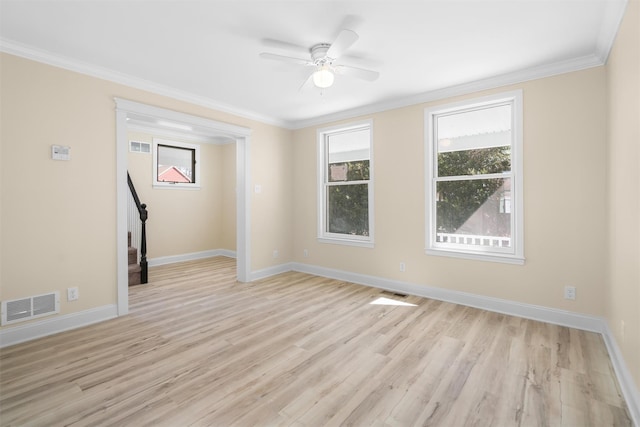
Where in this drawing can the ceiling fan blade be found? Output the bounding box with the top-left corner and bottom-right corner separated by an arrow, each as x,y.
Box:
299,71 -> 315,91
326,29 -> 359,59
334,64 -> 380,82
259,52 -> 313,67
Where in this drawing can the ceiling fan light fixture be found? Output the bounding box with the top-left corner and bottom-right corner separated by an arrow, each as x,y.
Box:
312,66 -> 334,88
259,29 -> 378,90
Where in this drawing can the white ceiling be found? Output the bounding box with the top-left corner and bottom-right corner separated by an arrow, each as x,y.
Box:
0,0 -> 628,129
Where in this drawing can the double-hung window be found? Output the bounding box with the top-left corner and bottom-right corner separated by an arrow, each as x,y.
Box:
425,91 -> 523,264
318,120 -> 373,247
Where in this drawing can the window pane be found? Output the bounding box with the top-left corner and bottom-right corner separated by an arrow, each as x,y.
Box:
438,146 -> 511,177
327,184 -> 369,236
328,159 -> 370,182
436,178 -> 511,248
437,104 -> 511,177
328,128 -> 370,164
157,145 -> 195,183
437,104 -> 511,140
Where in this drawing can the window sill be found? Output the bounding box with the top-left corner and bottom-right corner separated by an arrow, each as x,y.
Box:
153,184 -> 201,190
318,237 -> 374,248
425,248 -> 525,265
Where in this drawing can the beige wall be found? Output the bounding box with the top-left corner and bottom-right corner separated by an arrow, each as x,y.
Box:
0,8 -> 637,396
250,123 -> 294,271
606,0 -> 640,389
128,131 -> 236,260
0,53 -> 292,323
1,56 -> 119,315
293,67 -> 608,316
127,131 -> 236,259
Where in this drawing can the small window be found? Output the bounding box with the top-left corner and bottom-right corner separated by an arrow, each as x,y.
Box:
317,120 -> 373,247
129,141 -> 151,153
152,139 -> 200,189
425,91 -> 523,264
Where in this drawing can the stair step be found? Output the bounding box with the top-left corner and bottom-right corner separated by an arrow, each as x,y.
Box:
128,263 -> 142,286
128,246 -> 137,265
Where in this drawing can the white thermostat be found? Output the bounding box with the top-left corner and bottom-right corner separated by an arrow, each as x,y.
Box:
51,145 -> 71,161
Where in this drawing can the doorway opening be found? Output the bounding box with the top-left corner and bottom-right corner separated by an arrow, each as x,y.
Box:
115,98 -> 252,315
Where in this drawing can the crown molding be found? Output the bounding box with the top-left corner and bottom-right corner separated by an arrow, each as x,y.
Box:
0,35 -> 614,131
0,38 -> 290,129
595,0 -> 629,63
291,53 -> 605,129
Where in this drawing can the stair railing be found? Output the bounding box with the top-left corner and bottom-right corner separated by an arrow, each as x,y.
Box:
127,172 -> 148,284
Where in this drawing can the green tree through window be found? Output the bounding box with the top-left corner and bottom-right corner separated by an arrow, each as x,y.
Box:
436,147 -> 510,234
425,91 -> 524,263
319,121 -> 373,245
327,160 -> 370,235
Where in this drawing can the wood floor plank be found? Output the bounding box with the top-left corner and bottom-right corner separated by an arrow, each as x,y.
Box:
0,256 -> 632,426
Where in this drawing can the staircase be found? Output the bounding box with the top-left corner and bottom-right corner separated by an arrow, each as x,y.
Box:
128,231 -> 142,286
127,172 -> 148,285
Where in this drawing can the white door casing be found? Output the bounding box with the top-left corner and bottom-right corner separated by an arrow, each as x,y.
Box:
115,98 -> 252,315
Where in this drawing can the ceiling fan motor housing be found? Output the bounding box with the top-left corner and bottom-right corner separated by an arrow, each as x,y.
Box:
259,29 -> 379,86
311,43 -> 332,64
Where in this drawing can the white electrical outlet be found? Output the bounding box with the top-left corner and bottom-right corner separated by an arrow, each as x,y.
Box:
67,287 -> 79,301
303,249 -> 309,258
564,286 -> 576,300
273,249 -> 279,258
399,262 -> 406,272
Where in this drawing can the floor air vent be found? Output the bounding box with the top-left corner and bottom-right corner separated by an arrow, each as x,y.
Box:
381,290 -> 408,298
1,292 -> 60,325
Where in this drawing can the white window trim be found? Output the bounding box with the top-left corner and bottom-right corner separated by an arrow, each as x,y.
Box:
152,138 -> 201,189
317,119 -> 374,248
425,90 -> 524,264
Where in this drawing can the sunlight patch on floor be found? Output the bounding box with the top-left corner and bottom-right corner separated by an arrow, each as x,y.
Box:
370,296 -> 417,307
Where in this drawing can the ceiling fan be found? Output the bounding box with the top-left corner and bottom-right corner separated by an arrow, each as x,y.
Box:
259,29 -> 380,90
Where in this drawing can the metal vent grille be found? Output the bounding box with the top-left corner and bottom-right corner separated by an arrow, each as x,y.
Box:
1,292 -> 60,325
6,298 -> 31,322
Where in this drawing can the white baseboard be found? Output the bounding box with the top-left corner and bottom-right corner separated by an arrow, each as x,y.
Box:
0,250 -> 238,349
291,262 -> 604,331
2,260 -> 636,424
601,322 -> 640,427
286,262 -> 639,424
0,304 -> 118,348
250,262 -> 294,281
148,249 -> 236,266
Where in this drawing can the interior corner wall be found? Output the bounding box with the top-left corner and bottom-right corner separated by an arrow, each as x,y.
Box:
127,131 -> 228,259
249,123 -> 294,272
606,0 -> 640,391
292,66 -> 608,317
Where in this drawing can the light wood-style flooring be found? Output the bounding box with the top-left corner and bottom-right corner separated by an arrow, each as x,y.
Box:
0,257 -> 632,426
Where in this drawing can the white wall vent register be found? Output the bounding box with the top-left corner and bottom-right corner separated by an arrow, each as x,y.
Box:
1,292 -> 60,325
129,141 -> 151,153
